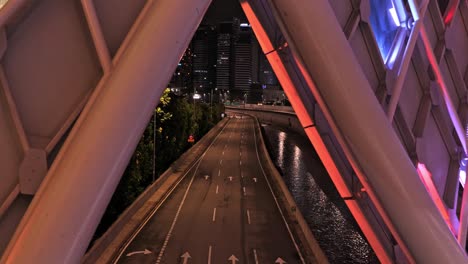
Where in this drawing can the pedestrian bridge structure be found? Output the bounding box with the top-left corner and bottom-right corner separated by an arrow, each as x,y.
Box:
0,0 -> 468,263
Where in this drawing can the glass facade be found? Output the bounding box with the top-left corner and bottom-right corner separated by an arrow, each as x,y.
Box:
369,0 -> 402,64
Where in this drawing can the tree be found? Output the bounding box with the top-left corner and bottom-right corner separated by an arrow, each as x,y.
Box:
92,90 -> 224,243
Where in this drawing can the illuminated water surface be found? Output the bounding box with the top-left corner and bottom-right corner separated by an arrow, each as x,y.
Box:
262,124 -> 379,264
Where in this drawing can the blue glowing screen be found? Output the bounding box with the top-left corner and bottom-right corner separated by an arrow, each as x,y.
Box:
369,0 -> 401,63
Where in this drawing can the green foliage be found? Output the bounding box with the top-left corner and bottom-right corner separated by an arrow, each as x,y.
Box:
92,91 -> 225,242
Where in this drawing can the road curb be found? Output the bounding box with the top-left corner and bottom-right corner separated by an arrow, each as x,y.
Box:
253,117 -> 329,264
81,118 -> 230,264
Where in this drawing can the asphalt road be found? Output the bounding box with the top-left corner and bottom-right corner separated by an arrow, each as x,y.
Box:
114,116 -> 304,264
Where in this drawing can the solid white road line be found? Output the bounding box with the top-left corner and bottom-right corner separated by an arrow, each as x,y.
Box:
218,170 -> 221,177
247,209 -> 251,224
212,208 -> 217,222
216,185 -> 219,194
243,187 -> 246,196
220,159 -> 223,165
114,119 -> 231,264
252,120 -> 306,264
156,160 -> 204,264
240,160 -> 242,165
208,246 -> 212,264
253,249 -> 259,264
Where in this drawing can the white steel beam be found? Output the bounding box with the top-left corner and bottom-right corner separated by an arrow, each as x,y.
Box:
81,0 -> 112,74
386,0 -> 429,120
0,0 -> 211,262
417,18 -> 468,248
241,1 -> 393,262
0,66 -> 29,153
0,184 -> 19,219
0,0 -> 28,27
269,0 -> 467,262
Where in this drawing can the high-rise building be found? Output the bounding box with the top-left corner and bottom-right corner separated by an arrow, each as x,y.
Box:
169,46 -> 192,95
214,18 -> 278,103
232,24 -> 261,103
216,32 -> 231,92
233,25 -> 253,93
216,18 -> 240,100
259,52 -> 278,87
192,25 -> 217,98
258,51 -> 282,103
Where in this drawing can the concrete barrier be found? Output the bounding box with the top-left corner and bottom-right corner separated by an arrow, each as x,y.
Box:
82,118 -> 229,264
226,106 -> 305,136
82,115 -> 328,263
253,116 -> 329,263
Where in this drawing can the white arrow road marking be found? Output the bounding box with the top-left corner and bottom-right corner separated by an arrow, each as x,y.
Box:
212,208 -> 217,222
156,162 -> 199,264
253,178 -> 257,183
247,209 -> 251,224
216,185 -> 219,194
126,249 -> 151,257
253,249 -> 259,264
180,252 -> 191,264
275,257 -> 287,264
208,246 -> 212,264
228,255 -> 239,264
204,175 -> 210,180
229,176 -> 233,182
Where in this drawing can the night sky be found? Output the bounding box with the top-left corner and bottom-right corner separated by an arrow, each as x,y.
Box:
203,0 -> 247,24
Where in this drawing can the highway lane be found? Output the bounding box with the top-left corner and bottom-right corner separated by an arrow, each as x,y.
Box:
115,116 -> 304,264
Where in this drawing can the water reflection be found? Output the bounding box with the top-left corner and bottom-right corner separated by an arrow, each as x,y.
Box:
262,125 -> 379,264
278,131 -> 286,168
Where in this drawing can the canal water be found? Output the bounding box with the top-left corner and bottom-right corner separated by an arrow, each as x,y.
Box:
261,124 -> 379,264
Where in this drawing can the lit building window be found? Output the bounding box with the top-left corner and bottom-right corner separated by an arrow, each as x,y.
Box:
368,0 -> 407,66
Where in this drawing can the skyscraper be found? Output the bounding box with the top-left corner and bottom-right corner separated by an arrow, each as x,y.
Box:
216,32 -> 231,92
216,18 -> 239,101
169,46 -> 192,95
214,18 -> 278,104
192,25 -> 217,98
232,23 -> 261,103
259,51 -> 283,103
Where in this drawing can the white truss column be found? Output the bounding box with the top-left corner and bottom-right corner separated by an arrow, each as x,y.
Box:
0,0 -> 211,263
269,0 -> 467,263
